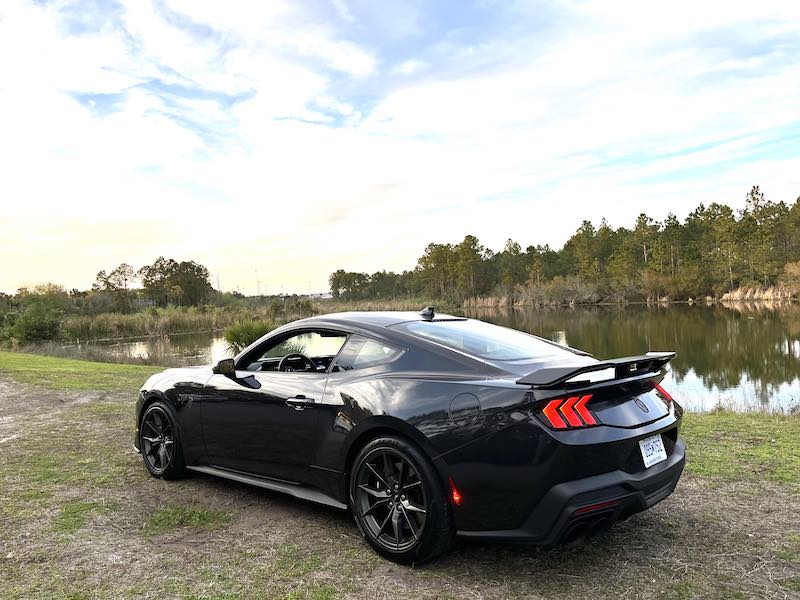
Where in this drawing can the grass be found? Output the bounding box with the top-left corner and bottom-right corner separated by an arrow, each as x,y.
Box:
53,500 -> 109,533
61,302 -> 317,342
223,318 -> 276,354
681,411 -> 800,484
0,353 -> 798,599
0,350 -> 161,391
143,505 -> 233,535
58,299 -> 455,343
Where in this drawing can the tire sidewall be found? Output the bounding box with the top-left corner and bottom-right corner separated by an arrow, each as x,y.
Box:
349,435 -> 453,564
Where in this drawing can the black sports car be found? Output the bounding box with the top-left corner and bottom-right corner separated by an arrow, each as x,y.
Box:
135,308 -> 685,563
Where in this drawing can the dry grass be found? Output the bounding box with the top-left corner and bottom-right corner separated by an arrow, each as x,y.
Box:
0,371 -> 798,599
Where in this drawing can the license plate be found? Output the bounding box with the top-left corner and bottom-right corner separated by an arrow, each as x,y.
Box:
639,434 -> 667,468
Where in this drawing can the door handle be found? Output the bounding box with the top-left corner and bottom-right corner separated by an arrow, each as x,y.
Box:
286,395 -> 315,410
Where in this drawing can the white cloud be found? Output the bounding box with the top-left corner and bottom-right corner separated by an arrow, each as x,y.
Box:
1,0 -> 800,294
392,58 -> 428,76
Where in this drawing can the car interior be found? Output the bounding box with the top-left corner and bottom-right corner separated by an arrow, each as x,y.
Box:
242,330 -> 348,372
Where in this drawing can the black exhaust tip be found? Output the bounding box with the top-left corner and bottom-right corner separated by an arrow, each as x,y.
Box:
589,517 -> 612,537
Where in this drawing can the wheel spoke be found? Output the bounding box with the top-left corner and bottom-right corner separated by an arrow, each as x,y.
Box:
391,510 -> 403,549
365,463 -> 390,489
142,436 -> 160,443
152,412 -> 163,432
402,500 -> 426,514
403,480 -> 422,491
363,498 -> 389,517
358,484 -> 389,499
397,459 -> 406,488
399,505 -> 418,540
377,511 -> 393,536
158,443 -> 169,469
382,452 -> 393,482
144,420 -> 159,435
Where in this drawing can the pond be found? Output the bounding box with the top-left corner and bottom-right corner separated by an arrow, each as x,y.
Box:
85,303 -> 800,413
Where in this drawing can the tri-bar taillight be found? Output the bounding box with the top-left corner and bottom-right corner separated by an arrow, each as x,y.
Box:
540,394 -> 597,429
654,383 -> 673,406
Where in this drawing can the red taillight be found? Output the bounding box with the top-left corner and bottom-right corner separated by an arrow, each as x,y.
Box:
543,399 -> 568,429
559,396 -> 583,427
654,383 -> 673,405
574,499 -> 620,515
574,395 -> 597,426
540,394 -> 598,429
449,477 -> 462,506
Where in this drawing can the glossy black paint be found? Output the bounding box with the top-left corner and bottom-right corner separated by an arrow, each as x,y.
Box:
135,311 -> 685,542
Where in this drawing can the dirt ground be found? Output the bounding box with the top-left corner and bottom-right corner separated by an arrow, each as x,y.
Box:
1,377 -> 799,600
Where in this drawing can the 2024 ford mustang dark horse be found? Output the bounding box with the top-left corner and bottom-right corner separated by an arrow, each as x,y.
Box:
134,309 -> 685,563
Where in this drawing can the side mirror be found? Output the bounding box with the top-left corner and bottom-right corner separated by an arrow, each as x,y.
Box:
213,358 -> 236,376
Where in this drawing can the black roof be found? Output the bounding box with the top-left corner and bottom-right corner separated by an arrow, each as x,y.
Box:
300,311 -> 466,328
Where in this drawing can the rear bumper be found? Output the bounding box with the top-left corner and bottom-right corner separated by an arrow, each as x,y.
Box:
457,438 -> 685,544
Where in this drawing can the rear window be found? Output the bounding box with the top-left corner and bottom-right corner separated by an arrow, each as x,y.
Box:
392,319 -> 561,361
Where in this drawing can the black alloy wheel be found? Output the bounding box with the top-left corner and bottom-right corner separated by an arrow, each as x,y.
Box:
140,402 -> 185,479
350,436 -> 454,564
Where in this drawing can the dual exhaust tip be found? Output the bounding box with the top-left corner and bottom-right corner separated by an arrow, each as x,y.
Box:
563,515 -> 614,544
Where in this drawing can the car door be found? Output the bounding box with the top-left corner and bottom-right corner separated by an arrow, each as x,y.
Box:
202,369 -> 328,483
199,327 -> 348,484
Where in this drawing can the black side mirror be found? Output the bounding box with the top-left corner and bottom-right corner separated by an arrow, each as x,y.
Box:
213,358 -> 236,376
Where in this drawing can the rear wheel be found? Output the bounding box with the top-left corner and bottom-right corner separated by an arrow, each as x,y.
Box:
139,402 -> 186,480
350,436 -> 454,564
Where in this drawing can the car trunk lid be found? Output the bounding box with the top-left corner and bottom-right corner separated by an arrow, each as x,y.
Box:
515,352 -> 676,429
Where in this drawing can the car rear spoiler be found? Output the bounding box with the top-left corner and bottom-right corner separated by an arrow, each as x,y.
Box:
516,352 -> 677,389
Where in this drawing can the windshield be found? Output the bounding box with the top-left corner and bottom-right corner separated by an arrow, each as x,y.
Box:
392,319 -> 566,361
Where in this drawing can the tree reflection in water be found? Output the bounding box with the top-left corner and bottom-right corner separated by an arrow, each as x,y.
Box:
466,304 -> 800,413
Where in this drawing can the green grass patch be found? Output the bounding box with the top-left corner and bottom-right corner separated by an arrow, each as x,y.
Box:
780,577 -> 800,592
271,543 -> 323,579
143,505 -> 232,535
775,532 -> 800,561
0,350 -> 160,391
53,500 -> 109,533
285,586 -> 338,600
681,412 -> 800,484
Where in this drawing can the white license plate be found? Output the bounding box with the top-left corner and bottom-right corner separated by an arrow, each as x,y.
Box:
639,434 -> 667,468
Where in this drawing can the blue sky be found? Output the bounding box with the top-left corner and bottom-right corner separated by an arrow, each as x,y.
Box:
1,0 -> 800,293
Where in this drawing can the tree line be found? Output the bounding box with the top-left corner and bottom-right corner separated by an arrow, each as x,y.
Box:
0,257 -> 216,343
91,257 -> 214,312
329,186 -> 800,304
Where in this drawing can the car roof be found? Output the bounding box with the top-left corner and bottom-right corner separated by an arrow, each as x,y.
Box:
298,310 -> 467,328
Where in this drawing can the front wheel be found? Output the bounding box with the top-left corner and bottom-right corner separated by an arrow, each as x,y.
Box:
139,401 -> 186,480
350,436 -> 454,564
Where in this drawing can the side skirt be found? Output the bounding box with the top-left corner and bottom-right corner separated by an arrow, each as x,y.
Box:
187,465 -> 348,511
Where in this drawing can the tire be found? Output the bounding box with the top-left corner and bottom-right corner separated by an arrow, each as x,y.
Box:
139,401 -> 186,480
349,435 -> 454,564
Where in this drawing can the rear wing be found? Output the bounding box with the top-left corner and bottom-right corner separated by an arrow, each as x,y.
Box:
516,352 -> 676,389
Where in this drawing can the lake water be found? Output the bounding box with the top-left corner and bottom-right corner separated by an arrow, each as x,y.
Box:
93,304 -> 800,413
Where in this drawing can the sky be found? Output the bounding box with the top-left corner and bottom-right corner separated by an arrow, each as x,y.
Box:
2,0 -> 800,295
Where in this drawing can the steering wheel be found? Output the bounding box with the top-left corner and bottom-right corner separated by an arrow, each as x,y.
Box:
277,352 -> 316,372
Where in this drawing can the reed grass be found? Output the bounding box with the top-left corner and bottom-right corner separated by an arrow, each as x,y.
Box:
223,319 -> 276,354
61,302 -> 317,342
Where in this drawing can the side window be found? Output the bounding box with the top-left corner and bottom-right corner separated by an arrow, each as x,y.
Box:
333,335 -> 403,371
242,330 -> 347,372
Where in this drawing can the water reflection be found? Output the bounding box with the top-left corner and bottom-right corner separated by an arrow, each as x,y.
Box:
93,332 -> 232,367
466,304 -> 800,414
89,305 -> 800,413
